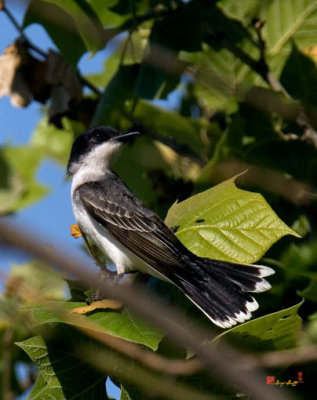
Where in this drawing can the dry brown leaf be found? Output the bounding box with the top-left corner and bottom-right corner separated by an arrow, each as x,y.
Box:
71,299 -> 122,314
46,50 -> 82,125
70,224 -> 82,238
0,39 -> 32,106
46,50 -> 82,100
0,39 -> 50,107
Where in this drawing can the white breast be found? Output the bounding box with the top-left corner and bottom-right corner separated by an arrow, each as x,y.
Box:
72,192 -> 145,275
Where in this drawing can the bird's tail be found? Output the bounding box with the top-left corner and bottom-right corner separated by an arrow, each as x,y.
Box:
171,256 -> 275,329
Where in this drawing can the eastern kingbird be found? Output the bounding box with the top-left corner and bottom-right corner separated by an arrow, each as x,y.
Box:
67,126 -> 274,328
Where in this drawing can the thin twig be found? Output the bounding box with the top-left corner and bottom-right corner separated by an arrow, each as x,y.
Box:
0,219 -> 292,400
252,19 -> 290,96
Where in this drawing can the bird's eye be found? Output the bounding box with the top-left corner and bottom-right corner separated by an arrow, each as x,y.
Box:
92,131 -> 102,142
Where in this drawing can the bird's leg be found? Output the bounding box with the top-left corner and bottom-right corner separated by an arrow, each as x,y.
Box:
80,231 -> 117,302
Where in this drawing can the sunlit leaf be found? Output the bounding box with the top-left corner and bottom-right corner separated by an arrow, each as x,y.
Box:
24,0 -> 86,65
180,46 -> 259,112
214,300 -> 303,351
218,0 -> 262,25
263,0 -> 317,55
90,0 -> 129,27
165,175 -> 299,263
30,301 -> 164,351
25,0 -> 105,56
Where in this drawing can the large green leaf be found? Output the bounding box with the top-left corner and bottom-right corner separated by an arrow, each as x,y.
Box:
165,175 -> 299,263
30,301 -> 164,351
180,46 -> 260,112
17,328 -> 107,400
214,301 -> 303,351
263,0 -> 317,55
24,0 -> 105,64
220,0 -> 317,53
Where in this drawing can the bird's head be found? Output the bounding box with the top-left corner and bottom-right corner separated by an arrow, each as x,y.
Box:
67,126 -> 140,176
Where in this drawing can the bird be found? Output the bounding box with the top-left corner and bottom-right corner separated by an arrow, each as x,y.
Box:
67,125 -> 274,329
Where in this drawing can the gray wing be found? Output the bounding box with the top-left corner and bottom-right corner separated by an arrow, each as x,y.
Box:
76,174 -> 188,275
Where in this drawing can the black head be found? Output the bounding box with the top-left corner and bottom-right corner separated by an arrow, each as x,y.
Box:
67,126 -> 139,175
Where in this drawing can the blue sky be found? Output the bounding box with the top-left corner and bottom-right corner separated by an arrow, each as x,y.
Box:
0,2 -> 121,398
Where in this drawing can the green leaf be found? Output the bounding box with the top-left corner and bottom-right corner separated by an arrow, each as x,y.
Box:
24,0 -> 105,64
218,0 -> 262,25
92,65 -> 138,126
31,117 -> 84,165
281,241 -> 317,279
134,101 -> 204,156
120,385 -> 132,400
17,328 -> 107,400
30,301 -> 164,351
28,373 -> 48,399
24,0 -> 86,65
0,146 -> 49,213
88,31 -> 145,88
135,65 -> 167,100
165,175 -> 299,264
299,280 -> 317,303
180,46 -> 258,112
263,0 -> 317,55
11,261 -> 66,301
90,0 -> 129,27
0,152 -> 25,215
214,300 -> 303,351
281,43 -> 317,107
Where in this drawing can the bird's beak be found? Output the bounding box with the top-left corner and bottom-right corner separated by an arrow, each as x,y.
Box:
113,131 -> 140,143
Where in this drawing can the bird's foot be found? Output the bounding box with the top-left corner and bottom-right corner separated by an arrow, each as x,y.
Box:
86,271 -> 123,304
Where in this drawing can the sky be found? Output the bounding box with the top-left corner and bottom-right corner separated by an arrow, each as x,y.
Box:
0,1 -> 120,398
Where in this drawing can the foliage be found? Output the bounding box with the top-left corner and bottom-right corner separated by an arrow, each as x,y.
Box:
1,0 -> 317,399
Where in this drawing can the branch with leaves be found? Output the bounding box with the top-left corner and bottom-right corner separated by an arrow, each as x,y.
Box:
0,218 -> 291,400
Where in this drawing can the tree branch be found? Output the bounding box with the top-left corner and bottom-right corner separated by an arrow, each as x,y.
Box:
0,219 -> 292,400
